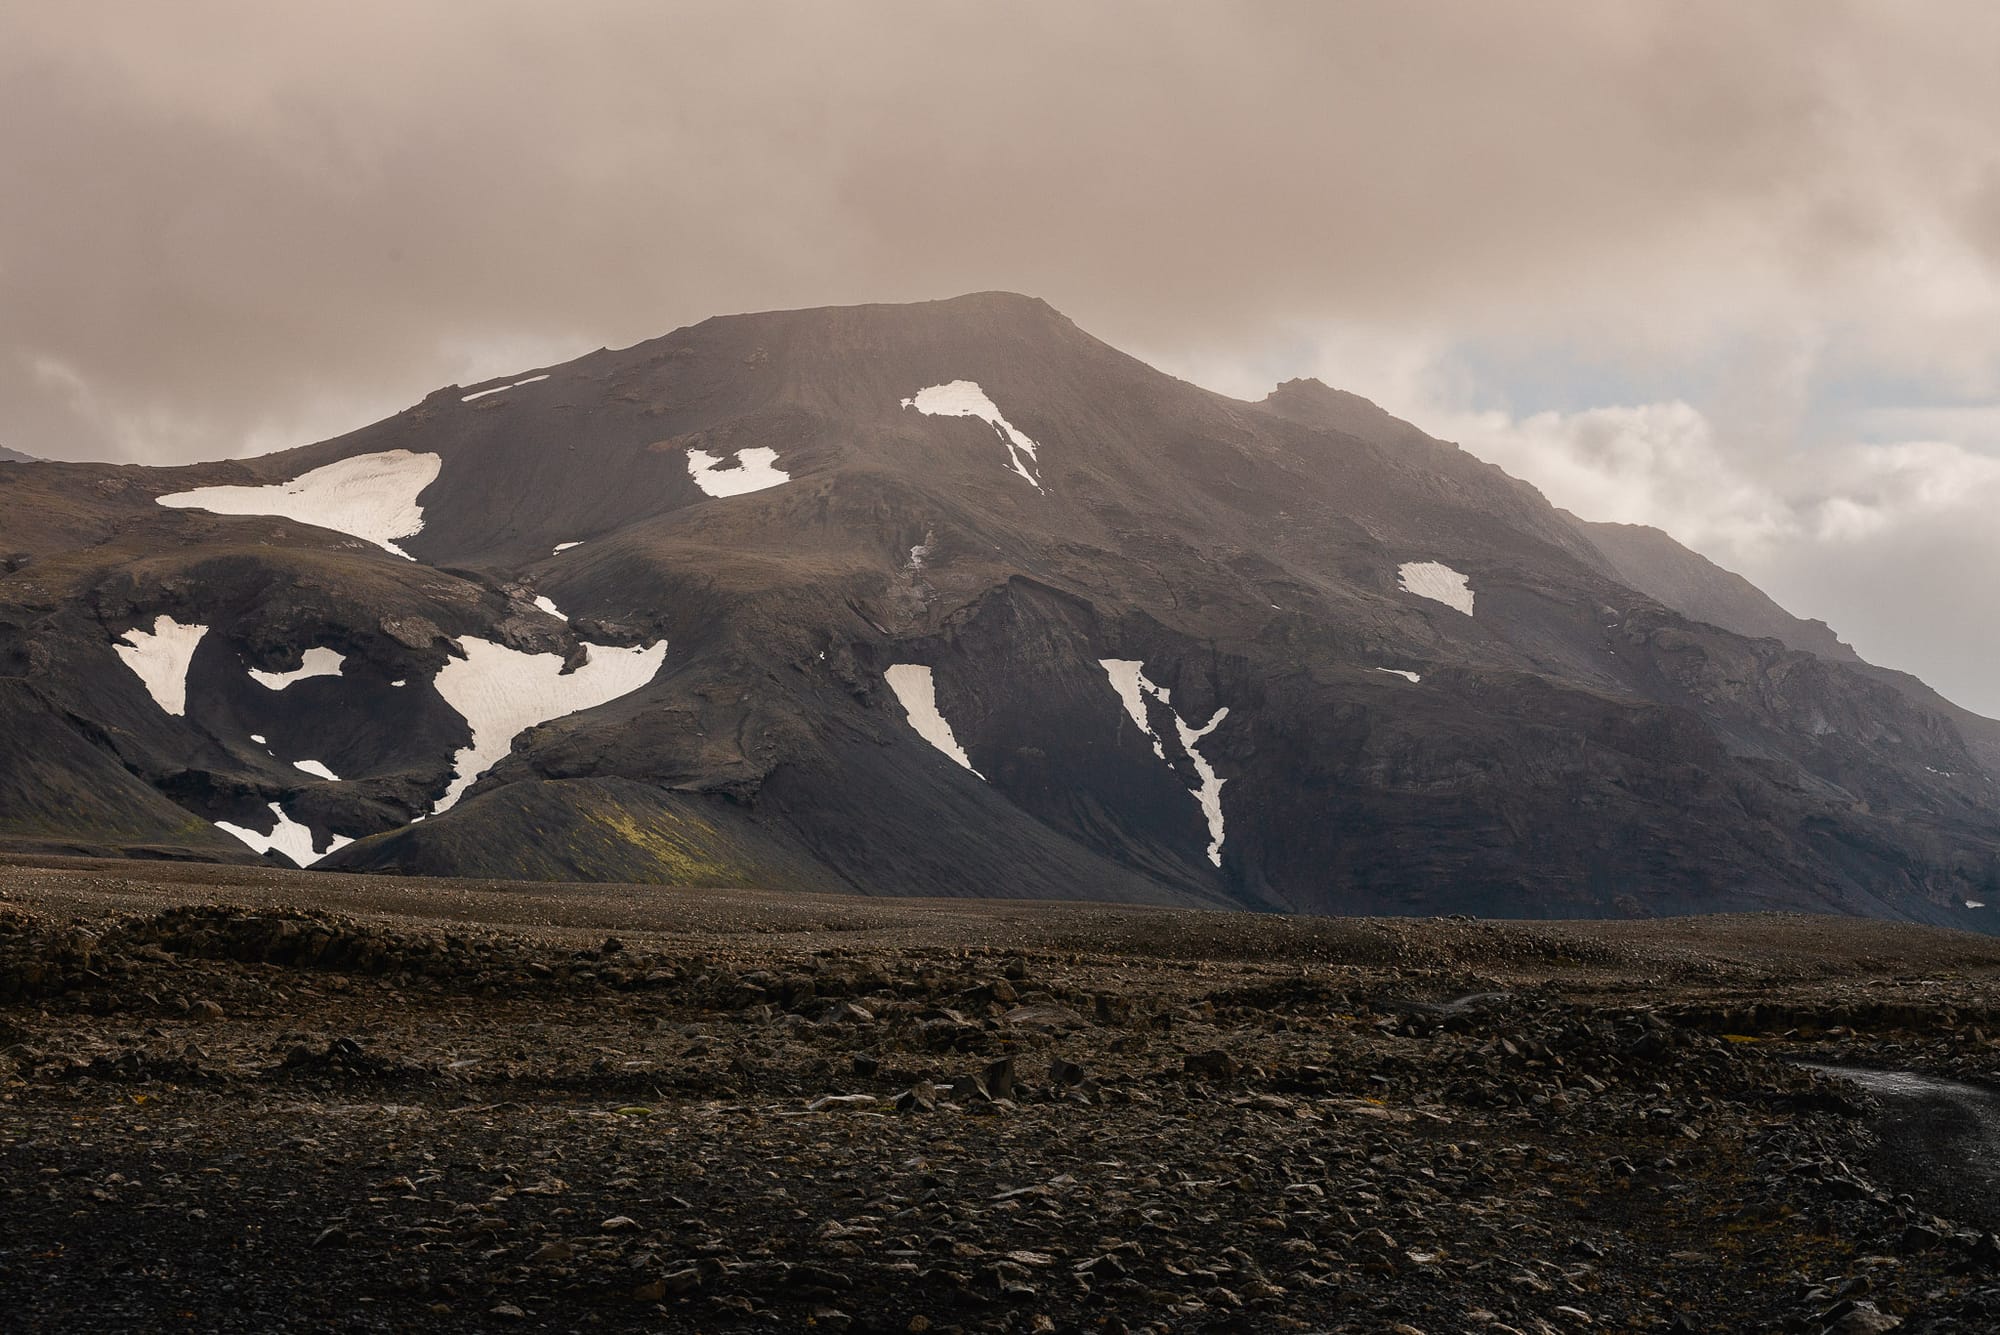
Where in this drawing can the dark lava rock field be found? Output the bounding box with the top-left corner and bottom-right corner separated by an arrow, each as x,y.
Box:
5,857 -> 2000,1333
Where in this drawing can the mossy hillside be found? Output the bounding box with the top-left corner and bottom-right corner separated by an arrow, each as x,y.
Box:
329,778 -> 843,891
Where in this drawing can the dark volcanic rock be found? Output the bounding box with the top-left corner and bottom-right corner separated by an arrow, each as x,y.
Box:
9,870 -> 2000,1332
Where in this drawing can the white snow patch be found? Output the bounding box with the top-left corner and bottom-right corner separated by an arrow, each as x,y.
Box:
552,541 -> 583,554
883,664 -> 983,779
292,759 -> 339,781
248,646 -> 345,691
249,734 -> 267,745
1099,658 -> 1168,760
687,447 -> 790,497
430,636 -> 668,813
214,802 -> 351,867
390,679 -> 407,688
460,373 -> 550,402
1376,668 -> 1423,683
1968,900 -> 1987,910
532,595 -> 565,620
157,450 -> 443,559
1098,658 -> 1230,865
1397,561 -> 1475,615
1174,707 -> 1230,867
901,381 -> 1044,490
113,616 -> 209,716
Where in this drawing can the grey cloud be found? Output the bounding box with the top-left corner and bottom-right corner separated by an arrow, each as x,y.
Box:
1395,390 -> 2000,714
7,1 -> 1996,463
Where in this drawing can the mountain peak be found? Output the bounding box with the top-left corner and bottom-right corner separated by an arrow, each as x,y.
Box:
1257,378 -> 1432,447
689,289 -> 1072,339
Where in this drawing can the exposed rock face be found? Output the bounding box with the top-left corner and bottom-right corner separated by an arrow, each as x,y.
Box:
1570,516 -> 2000,795
1576,518 -> 1860,662
2,291 -> 1998,925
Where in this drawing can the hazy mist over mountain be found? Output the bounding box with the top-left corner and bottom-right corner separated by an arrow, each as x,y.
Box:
7,2 -> 2000,711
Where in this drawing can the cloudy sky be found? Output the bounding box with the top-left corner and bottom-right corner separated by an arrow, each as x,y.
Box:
7,2 -> 2000,712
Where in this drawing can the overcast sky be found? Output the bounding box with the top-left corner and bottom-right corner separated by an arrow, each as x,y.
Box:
7,2 -> 2000,712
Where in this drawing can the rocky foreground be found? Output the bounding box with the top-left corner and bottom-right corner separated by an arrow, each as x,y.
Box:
6,859 -> 2000,1333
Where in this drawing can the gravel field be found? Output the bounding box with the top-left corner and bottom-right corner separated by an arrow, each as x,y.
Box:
7,857 -> 2000,1333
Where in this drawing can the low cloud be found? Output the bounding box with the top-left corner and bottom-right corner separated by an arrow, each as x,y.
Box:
8,2 -> 2000,461
1294,358 -> 2000,714
1451,401 -> 1799,554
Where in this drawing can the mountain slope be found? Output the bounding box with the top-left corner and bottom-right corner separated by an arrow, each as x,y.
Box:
1573,516 -> 2000,781
1576,519 -> 1858,662
4,292 -> 1998,926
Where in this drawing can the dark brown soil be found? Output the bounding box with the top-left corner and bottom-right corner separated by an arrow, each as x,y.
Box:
6,856 -> 2000,1333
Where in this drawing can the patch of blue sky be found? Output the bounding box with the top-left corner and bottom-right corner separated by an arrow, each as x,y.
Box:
1432,336 -> 1739,418
1808,363 -> 2000,448
1442,333 -> 2000,454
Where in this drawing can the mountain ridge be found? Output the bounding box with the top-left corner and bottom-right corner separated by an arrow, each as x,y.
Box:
4,291 -> 1997,928
1565,514 -> 2000,778
1575,518 -> 1859,662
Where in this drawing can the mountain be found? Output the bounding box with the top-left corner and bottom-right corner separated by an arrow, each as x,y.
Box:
1573,516 -> 2000,784
4,292 -> 1998,927
1576,520 -> 1859,662
0,446 -> 36,464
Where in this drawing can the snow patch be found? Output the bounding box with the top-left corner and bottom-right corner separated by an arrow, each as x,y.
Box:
1397,561 -> 1475,616
249,646 -> 345,691
552,541 -> 583,554
901,381 -> 1044,490
1173,707 -> 1230,867
430,637 -> 668,813
1098,659 -> 1230,865
250,734 -> 267,745
390,679 -> 407,688
883,664 -> 983,779
113,616 -> 209,716
532,595 -> 566,620
157,450 -> 443,559
1376,668 -> 1422,683
460,373 -> 550,403
687,447 -> 789,497
1099,658 -> 1167,760
1968,900 -> 1987,910
214,802 -> 351,867
292,759 -> 339,781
